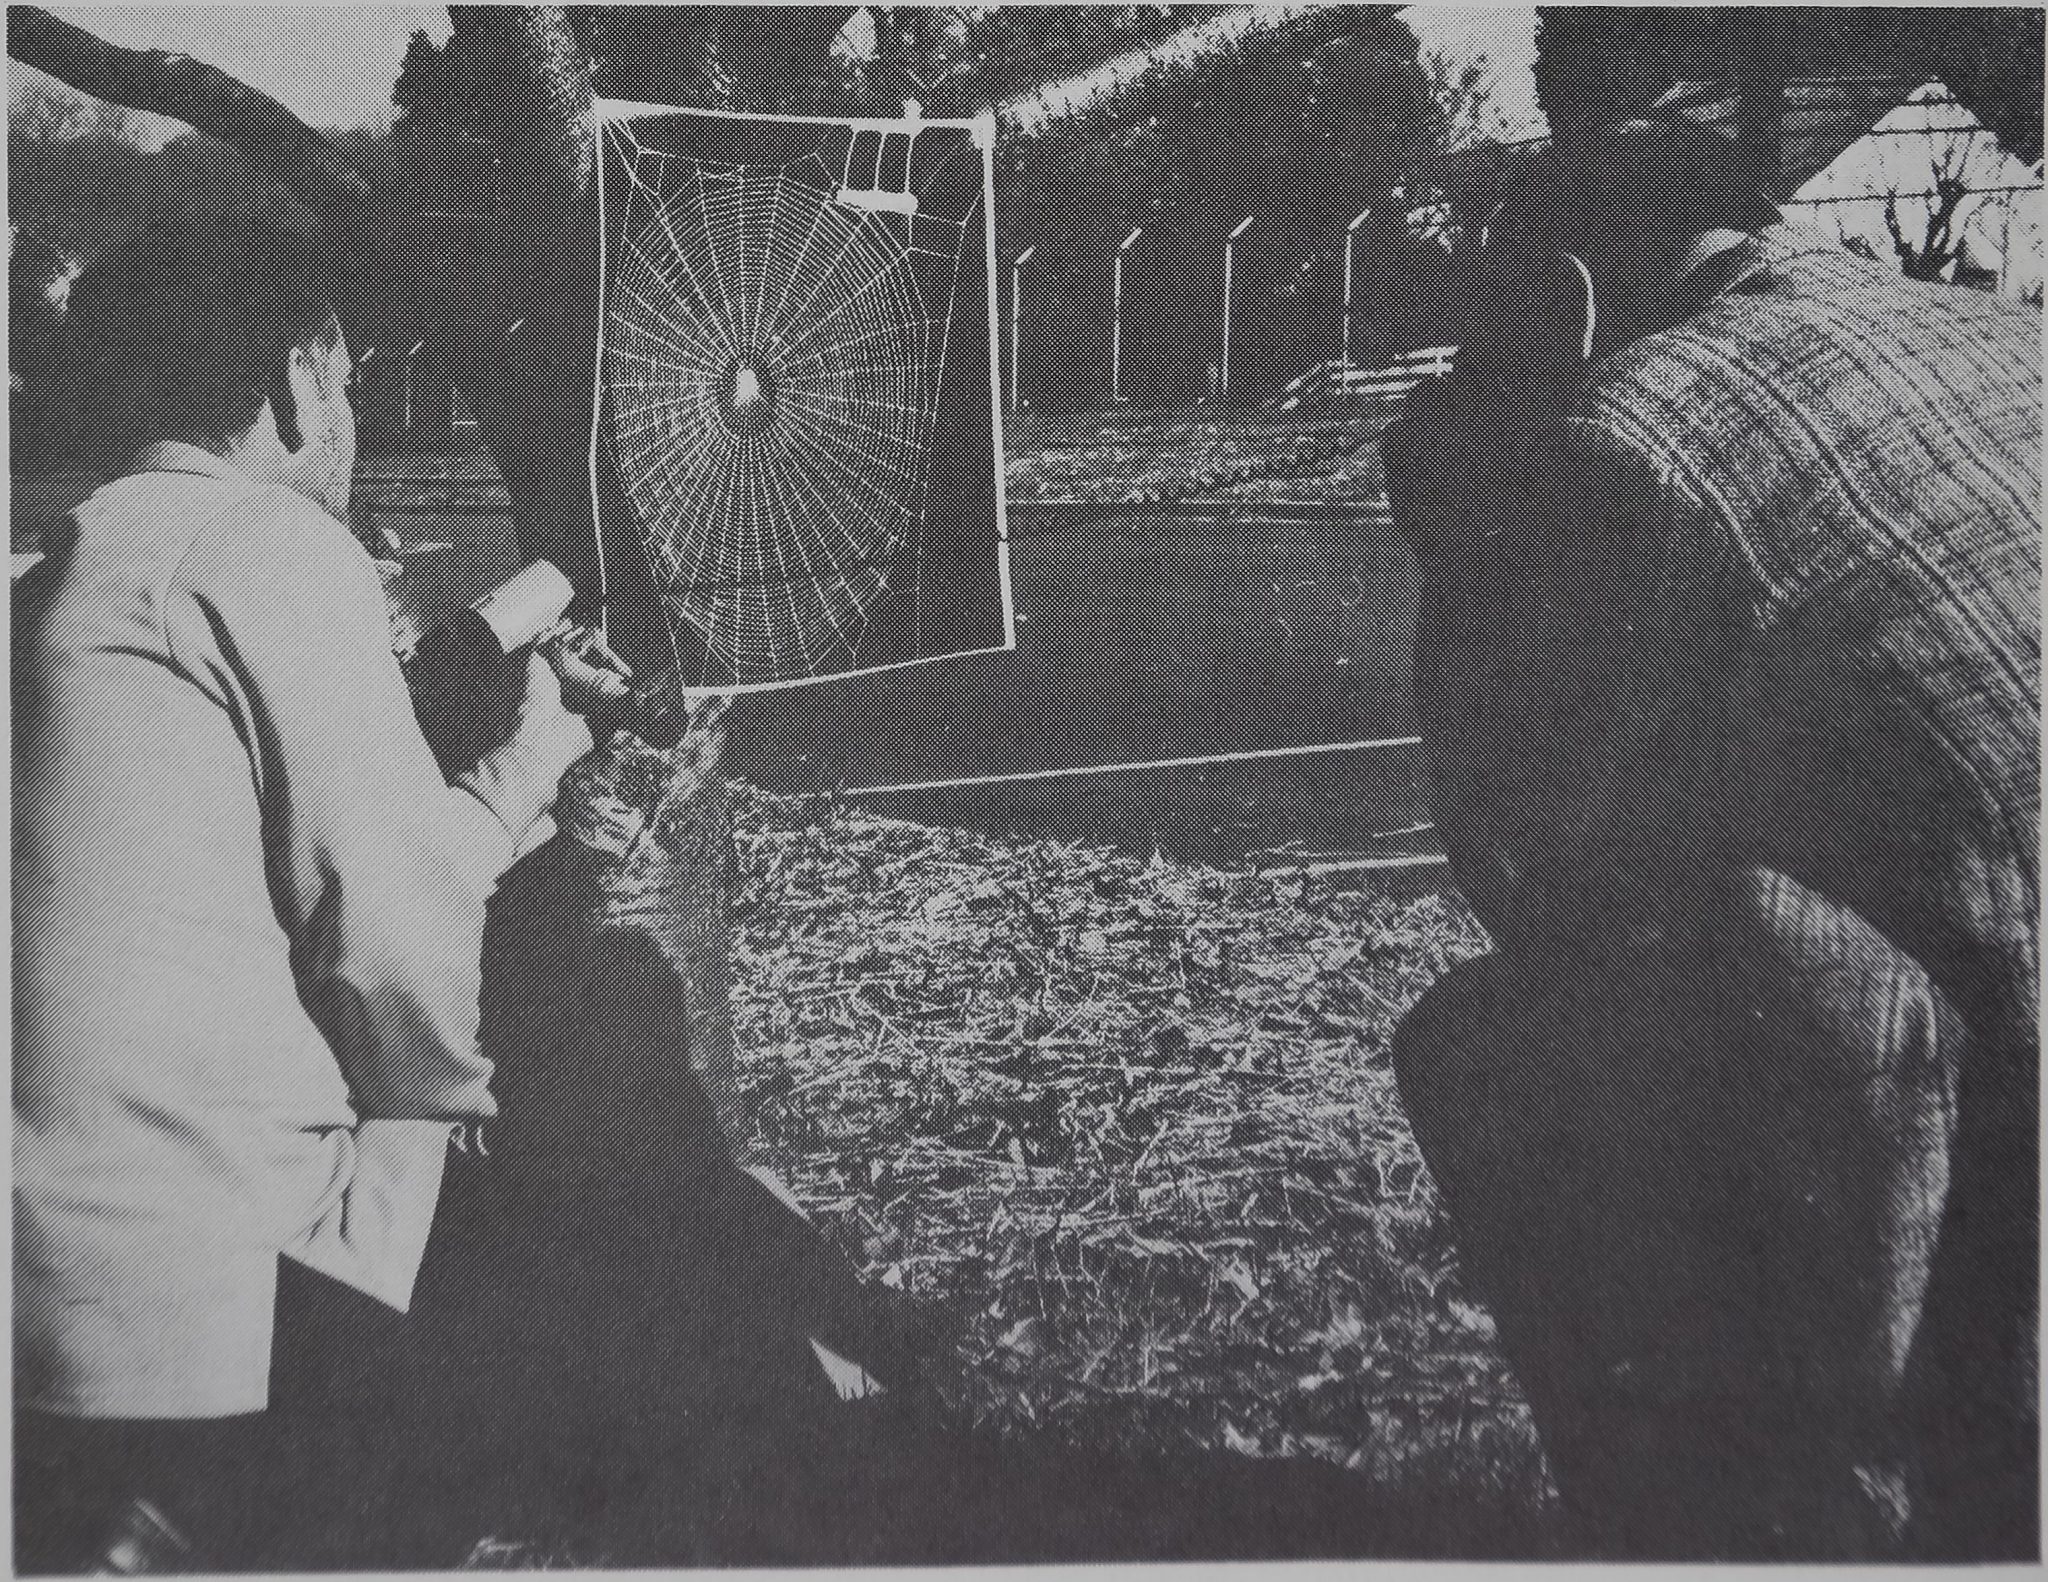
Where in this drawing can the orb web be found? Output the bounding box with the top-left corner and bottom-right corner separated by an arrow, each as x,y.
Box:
600,112 -> 985,689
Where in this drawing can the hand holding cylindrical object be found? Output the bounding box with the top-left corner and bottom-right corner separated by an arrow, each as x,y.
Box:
408,561 -> 694,767
470,560 -> 577,653
544,624 -> 635,711
407,561 -> 578,778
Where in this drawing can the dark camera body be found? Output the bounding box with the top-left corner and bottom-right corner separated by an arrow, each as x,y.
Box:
406,609 -> 531,780
406,608 -> 694,779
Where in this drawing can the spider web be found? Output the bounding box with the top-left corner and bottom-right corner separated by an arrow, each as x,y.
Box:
595,105 -> 1007,692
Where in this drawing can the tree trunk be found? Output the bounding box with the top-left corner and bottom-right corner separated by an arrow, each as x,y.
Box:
546,714 -> 742,1150
430,6 -> 744,1152
428,6 -> 602,596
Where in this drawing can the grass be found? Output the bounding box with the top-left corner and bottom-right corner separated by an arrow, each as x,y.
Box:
999,407 -> 1394,504
729,783 -> 1553,1522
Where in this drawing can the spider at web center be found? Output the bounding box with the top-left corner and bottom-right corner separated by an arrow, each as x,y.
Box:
717,356 -> 778,436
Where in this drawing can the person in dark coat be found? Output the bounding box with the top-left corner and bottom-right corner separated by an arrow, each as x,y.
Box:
1381,122 -> 2038,1560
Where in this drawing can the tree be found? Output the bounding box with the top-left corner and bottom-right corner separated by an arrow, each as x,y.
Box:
11,62 -> 147,143
1424,47 -> 1510,155
390,29 -> 453,127
1934,6 -> 2043,166
977,6 -> 1446,398
10,222 -> 78,449
6,9 -> 374,210
9,64 -> 159,246
10,64 -> 156,458
841,4 -> 1212,119
1884,128 -> 1976,281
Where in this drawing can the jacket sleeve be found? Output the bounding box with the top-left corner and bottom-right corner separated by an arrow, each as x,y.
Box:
165,490 -> 516,1120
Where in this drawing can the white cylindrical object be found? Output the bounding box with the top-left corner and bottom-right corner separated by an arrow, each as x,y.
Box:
1343,208 -> 1371,376
1011,246 -> 1035,412
1112,226 -> 1142,404
471,560 -> 575,653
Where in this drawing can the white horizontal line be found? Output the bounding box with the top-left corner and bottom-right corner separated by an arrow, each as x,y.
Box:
1226,514 -> 1395,527
1010,498 -> 1392,515
596,97 -> 981,133
1263,852 -> 1448,877
843,736 -> 1422,798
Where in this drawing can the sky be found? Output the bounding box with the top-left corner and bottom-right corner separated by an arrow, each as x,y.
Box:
34,5 -> 451,135
1401,3 -> 1544,142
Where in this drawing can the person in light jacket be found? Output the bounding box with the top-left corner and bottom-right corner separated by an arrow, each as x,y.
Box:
14,220 -> 942,1571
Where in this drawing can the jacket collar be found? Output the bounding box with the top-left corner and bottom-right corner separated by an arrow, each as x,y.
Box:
1653,219 -> 1847,329
126,441 -> 263,489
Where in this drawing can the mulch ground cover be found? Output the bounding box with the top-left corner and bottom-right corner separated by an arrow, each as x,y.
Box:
730,785 -> 1552,1517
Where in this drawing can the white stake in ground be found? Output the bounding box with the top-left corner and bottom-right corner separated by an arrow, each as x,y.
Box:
1341,206 -> 1372,373
1220,214 -> 1255,402
1010,244 -> 1036,412
1111,226 -> 1142,404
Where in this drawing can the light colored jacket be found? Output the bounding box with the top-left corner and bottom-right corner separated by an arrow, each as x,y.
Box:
15,448 -> 516,1417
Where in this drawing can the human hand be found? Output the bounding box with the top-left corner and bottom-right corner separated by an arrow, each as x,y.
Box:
544,624 -> 635,714
513,647 -> 595,777
456,650 -> 594,841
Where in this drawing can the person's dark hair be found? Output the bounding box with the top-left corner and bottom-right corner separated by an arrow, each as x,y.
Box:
1449,119 -> 1782,374
63,218 -> 342,460
1487,118 -> 1781,258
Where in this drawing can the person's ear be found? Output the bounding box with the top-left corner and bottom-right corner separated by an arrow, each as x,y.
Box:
1560,252 -> 1596,362
284,340 -> 338,457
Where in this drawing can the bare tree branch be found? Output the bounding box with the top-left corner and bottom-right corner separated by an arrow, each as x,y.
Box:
6,6 -> 373,209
